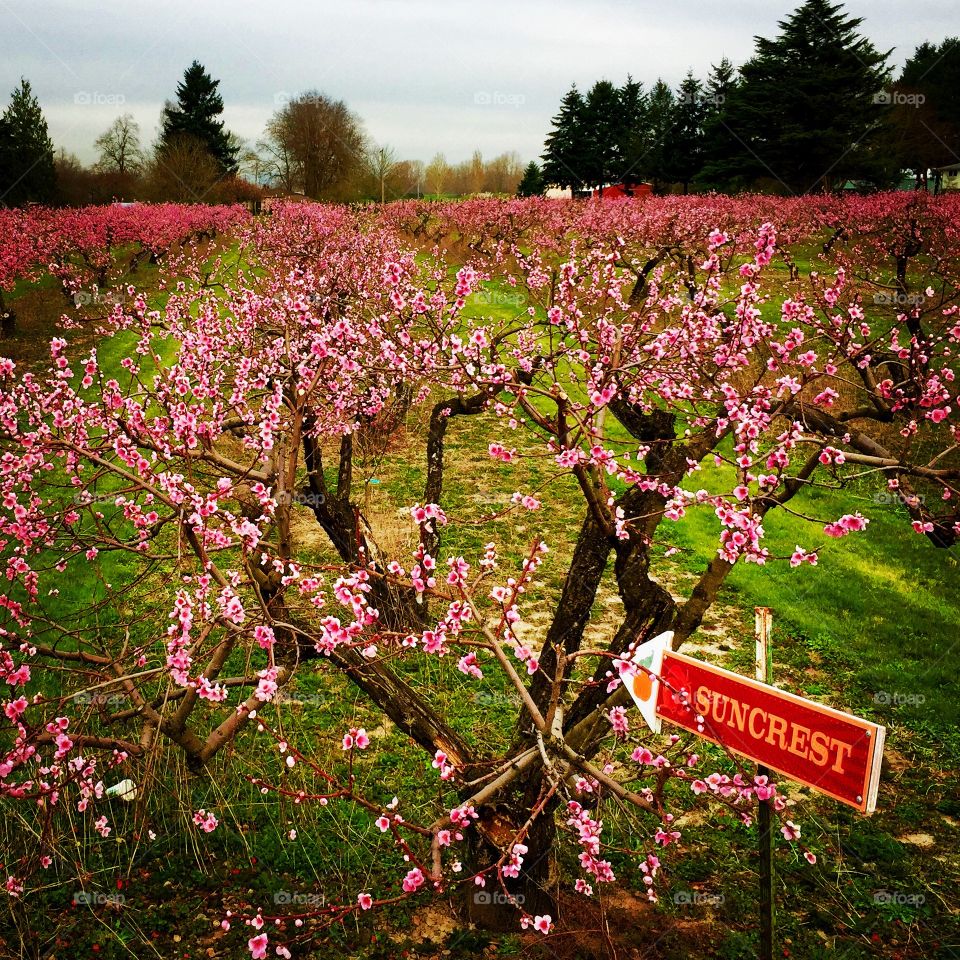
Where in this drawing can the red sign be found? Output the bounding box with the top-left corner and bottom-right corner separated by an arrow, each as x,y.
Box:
656,652 -> 885,813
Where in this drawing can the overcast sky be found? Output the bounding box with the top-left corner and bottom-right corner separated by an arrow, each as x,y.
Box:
0,0 -> 954,166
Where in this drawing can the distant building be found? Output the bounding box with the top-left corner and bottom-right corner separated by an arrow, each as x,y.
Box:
935,164 -> 960,192
840,179 -> 874,193
589,182 -> 652,199
543,183 -> 653,199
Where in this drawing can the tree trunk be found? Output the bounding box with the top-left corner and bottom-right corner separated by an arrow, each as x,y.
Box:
463,765 -> 559,929
525,507 -> 611,715
301,431 -> 425,631
0,291 -> 16,339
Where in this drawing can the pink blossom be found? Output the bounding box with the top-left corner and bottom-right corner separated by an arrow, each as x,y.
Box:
607,706 -> 629,736
457,653 -> 483,679
823,513 -> 869,538
192,809 -> 218,833
533,914 -> 553,934
781,820 -> 801,841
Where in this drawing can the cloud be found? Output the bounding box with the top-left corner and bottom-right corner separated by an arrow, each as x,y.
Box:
0,0 -> 950,165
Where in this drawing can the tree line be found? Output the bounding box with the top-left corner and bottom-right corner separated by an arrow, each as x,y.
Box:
4,0 -> 957,208
0,63 -> 525,208
536,0 -> 960,195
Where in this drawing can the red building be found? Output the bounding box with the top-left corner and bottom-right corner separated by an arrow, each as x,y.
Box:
590,182 -> 652,199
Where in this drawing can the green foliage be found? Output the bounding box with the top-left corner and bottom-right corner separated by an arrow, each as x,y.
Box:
516,161 -> 544,197
640,79 -> 675,191
697,0 -> 891,192
541,84 -> 588,191
664,72 -> 706,191
617,74 -> 647,180
714,931 -> 757,959
696,58 -> 742,190
160,61 -> 238,175
0,78 -> 57,207
581,80 -> 624,190
901,37 -> 960,134
890,37 -> 960,181
541,1 -> 920,194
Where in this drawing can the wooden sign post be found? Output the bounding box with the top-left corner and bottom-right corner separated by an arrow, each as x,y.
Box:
755,607 -> 775,960
622,614 -> 886,957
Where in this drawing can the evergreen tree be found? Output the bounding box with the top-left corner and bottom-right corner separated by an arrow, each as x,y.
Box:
641,80 -> 676,192
703,57 -> 738,108
516,161 -> 544,197
541,85 -> 587,192
617,75 -> 648,186
0,79 -> 57,207
713,0 -> 890,192
900,37 -> 960,131
892,38 -> 960,187
160,61 -> 238,175
666,72 -> 708,193
696,58 -> 744,189
582,80 -> 623,192
0,115 -> 13,207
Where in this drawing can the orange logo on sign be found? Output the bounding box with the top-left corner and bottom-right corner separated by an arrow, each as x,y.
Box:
632,670 -> 653,702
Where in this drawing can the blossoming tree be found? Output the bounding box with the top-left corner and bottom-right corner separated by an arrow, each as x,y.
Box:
0,195 -> 956,954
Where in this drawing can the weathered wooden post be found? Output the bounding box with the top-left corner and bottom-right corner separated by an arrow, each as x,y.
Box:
755,606 -> 775,960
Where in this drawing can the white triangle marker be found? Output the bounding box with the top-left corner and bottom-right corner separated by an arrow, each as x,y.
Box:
620,630 -> 673,733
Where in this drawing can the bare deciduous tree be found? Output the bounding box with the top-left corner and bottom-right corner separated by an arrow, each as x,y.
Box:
367,143 -> 399,203
147,133 -> 220,202
261,91 -> 366,200
394,158 -> 425,198
94,114 -> 144,176
425,151 -> 451,196
484,150 -> 524,194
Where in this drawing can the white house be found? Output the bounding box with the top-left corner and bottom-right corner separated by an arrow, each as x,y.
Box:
936,164 -> 960,192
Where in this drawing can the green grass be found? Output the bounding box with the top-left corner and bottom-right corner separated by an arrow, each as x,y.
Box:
666,478 -> 960,755
2,228 -> 959,960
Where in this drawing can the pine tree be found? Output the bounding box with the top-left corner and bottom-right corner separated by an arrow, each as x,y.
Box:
516,161 -> 544,197
582,80 -> 623,192
666,72 -> 708,193
713,0 -> 890,192
541,85 -> 587,192
160,61 -> 238,175
696,58 -> 743,189
703,57 -> 737,108
0,116 -> 14,208
893,38 -> 960,187
900,37 -> 960,131
641,80 -> 676,192
617,75 -> 648,187
0,79 -> 57,207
